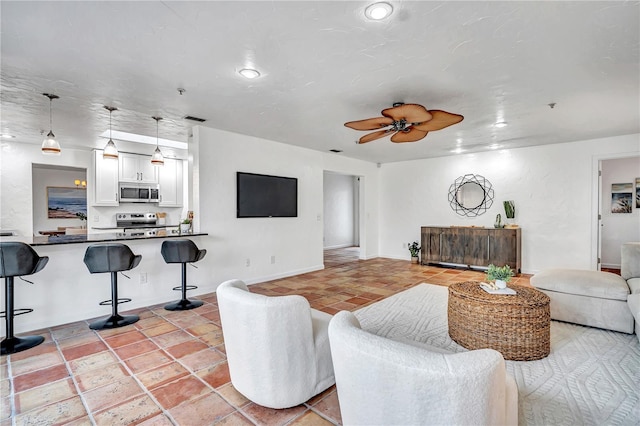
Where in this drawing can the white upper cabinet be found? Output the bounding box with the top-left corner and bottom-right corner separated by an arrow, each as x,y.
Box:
119,153 -> 158,183
158,158 -> 184,207
93,150 -> 119,206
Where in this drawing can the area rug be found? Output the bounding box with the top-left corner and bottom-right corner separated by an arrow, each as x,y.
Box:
355,283 -> 640,426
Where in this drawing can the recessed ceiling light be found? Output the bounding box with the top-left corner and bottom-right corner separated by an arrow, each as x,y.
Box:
1,134 -> 15,139
493,121 -> 508,128
239,68 -> 261,79
488,144 -> 502,150
451,148 -> 466,154
365,2 -> 393,20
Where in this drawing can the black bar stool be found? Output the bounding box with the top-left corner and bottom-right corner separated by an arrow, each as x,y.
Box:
83,243 -> 141,330
0,242 -> 49,355
161,239 -> 206,310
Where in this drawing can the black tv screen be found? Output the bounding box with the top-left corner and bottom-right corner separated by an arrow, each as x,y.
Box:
237,172 -> 298,218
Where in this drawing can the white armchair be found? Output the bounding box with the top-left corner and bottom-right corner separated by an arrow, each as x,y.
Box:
216,279 -> 335,409
328,311 -> 518,426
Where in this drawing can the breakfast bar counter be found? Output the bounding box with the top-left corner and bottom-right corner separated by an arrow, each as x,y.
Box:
0,232 -> 213,335
4,231 -> 208,246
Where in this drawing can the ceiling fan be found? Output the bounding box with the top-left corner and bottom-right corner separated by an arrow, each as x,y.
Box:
344,103 -> 464,144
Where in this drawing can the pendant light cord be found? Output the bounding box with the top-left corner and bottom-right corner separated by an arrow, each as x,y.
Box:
49,97 -> 53,131
156,118 -> 159,147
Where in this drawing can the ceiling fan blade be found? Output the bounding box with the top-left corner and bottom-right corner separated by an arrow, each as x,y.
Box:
382,103 -> 432,123
390,128 -> 428,143
412,110 -> 464,131
358,129 -> 392,144
344,117 -> 394,130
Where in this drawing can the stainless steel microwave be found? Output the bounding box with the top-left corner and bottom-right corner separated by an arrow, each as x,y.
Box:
119,183 -> 160,203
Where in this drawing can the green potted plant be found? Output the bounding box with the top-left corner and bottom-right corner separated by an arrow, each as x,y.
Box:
179,218 -> 191,234
503,200 -> 517,228
485,264 -> 514,289
408,241 -> 421,264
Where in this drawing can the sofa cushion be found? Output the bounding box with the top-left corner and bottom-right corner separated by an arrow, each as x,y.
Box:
531,269 -> 629,301
621,242 -> 640,281
627,277 -> 640,295
628,294 -> 640,318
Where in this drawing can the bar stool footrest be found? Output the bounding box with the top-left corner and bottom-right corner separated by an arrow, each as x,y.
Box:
99,298 -> 132,306
1,308 -> 34,318
172,285 -> 198,291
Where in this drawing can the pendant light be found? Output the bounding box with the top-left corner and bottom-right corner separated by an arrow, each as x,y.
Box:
41,93 -> 61,155
103,106 -> 119,159
150,116 -> 164,166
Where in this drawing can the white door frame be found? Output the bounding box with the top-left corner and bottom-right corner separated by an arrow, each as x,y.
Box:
590,151 -> 639,270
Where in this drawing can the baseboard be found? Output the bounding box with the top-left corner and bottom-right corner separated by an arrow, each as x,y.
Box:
323,244 -> 357,249
602,263 -> 621,269
244,264 -> 325,285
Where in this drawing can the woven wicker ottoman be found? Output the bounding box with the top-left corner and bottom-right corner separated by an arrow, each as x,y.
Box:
448,281 -> 550,361
530,269 -> 633,333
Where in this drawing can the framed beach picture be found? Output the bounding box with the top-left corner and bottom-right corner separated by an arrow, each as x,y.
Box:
636,178 -> 640,208
47,187 -> 87,219
611,183 -> 632,214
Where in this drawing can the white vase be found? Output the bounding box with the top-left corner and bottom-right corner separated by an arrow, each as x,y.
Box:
495,279 -> 507,289
179,224 -> 191,234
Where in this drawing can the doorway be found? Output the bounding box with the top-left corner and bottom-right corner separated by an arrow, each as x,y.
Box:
323,171 -> 360,265
594,155 -> 640,271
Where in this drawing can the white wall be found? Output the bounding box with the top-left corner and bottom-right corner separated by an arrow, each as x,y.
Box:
601,156 -> 640,268
323,172 -> 356,249
32,166 -> 87,234
379,134 -> 640,273
191,126 -> 379,286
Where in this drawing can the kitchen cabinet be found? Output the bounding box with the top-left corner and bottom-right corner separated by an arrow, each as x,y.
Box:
93,150 -> 119,206
421,226 -> 521,272
119,153 -> 158,184
158,158 -> 183,207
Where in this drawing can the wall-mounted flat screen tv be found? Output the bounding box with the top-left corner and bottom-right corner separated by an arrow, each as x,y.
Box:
237,172 -> 298,218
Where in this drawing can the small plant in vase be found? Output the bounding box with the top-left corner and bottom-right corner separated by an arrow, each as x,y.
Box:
503,200 -> 517,228
486,264 -> 514,289
75,212 -> 87,229
180,218 -> 191,234
408,241 -> 421,264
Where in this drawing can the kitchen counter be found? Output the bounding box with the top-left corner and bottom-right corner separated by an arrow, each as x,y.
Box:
1,231 -> 208,246
0,231 -> 212,335
91,224 -> 182,230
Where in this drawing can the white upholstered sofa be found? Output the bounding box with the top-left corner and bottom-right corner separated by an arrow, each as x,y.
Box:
216,279 -> 335,409
328,310 -> 518,426
531,242 -> 640,341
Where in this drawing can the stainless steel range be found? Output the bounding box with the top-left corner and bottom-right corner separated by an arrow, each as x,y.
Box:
116,213 -> 157,228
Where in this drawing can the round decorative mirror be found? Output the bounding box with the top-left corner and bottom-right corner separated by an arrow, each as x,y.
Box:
448,174 -> 494,217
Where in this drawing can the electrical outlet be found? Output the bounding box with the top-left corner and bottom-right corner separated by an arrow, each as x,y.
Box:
317,214 -> 322,221
245,258 -> 250,267
139,272 -> 148,284
403,243 -> 407,249
271,255 -> 276,264
93,215 -> 99,222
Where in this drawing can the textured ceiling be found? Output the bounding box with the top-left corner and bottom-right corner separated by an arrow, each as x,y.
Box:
1,1 -> 639,163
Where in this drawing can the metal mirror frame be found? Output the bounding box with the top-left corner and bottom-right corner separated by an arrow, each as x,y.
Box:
448,174 -> 494,217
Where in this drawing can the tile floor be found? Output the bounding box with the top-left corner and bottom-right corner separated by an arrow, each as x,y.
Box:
1,248 -> 531,425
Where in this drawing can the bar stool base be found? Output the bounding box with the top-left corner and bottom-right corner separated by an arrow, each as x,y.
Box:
1,335 -> 45,355
164,299 -> 203,311
89,314 -> 139,330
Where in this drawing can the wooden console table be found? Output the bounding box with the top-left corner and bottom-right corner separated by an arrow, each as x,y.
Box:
421,226 -> 521,272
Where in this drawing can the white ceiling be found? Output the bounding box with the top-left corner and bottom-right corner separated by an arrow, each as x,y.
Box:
1,1 -> 639,164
